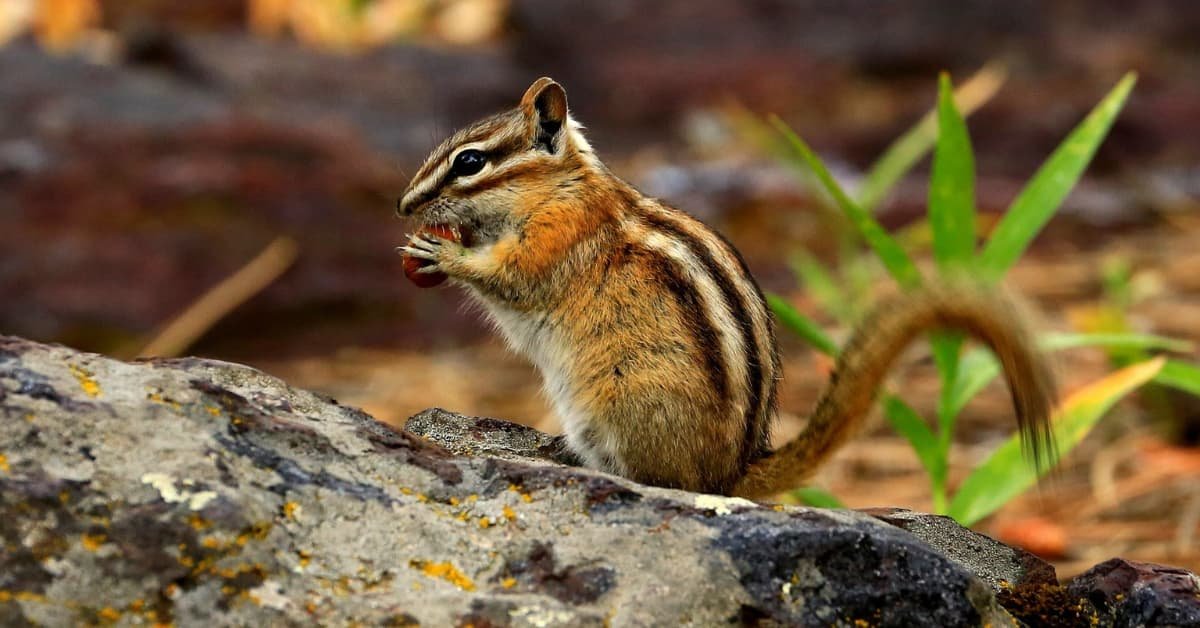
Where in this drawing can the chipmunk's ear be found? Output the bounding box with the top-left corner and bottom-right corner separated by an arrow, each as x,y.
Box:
520,77 -> 568,154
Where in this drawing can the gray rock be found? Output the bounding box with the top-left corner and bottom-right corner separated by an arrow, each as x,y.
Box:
1067,558 -> 1200,627
0,336 -> 1015,626
405,408 -> 582,467
407,411 -> 1058,593
863,507 -> 1057,591
0,335 -> 1195,627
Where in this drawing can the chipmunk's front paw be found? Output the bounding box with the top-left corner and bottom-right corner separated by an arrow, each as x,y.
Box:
400,232 -> 467,275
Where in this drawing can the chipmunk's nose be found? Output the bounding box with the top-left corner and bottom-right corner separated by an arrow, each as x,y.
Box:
396,190 -> 418,217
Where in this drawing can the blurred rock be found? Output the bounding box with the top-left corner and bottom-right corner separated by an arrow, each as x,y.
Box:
1067,558 -> 1200,627
0,38 -> 519,358
863,508 -> 1058,590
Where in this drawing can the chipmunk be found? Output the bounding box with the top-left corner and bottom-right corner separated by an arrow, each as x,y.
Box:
398,77 -> 1056,499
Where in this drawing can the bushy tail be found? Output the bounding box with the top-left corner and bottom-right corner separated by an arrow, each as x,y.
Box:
731,283 -> 1057,499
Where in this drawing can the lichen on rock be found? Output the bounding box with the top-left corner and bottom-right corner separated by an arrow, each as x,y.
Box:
1,336 -> 1196,626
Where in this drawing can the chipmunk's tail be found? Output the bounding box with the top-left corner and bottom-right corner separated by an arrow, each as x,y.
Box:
731,283 -> 1057,500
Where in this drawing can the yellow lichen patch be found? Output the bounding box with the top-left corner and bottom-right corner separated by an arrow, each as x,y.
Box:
501,577 -> 517,589
98,606 -> 121,622
297,550 -> 311,568
508,484 -> 533,503
81,533 -> 107,551
201,536 -> 221,550
282,501 -> 301,520
69,364 -> 101,397
400,487 -> 413,495
411,560 -> 475,591
147,392 -> 183,411
502,505 -> 516,522
217,566 -> 244,580
449,497 -> 460,506
24,413 -> 34,422
205,405 -> 222,417
188,514 -> 212,530
0,590 -> 47,603
128,599 -> 144,612
234,521 -> 273,547
478,517 -> 491,529
0,454 -> 9,473
416,494 -> 429,503
467,494 -> 479,503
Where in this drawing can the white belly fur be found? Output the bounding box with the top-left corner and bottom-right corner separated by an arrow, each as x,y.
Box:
472,294 -> 622,474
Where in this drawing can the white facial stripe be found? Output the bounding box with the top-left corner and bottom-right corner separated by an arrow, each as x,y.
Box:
402,157 -> 451,209
641,229 -> 750,419
403,138 -> 502,207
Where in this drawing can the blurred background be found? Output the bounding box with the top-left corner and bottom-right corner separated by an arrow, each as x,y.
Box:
2,0 -> 1198,575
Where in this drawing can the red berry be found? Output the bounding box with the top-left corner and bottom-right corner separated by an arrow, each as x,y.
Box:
402,224 -> 460,288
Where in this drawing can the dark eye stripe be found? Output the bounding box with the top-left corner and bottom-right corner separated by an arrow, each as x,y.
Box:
417,130 -> 529,203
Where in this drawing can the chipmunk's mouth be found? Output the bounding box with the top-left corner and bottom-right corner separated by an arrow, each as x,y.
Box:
419,222 -> 474,248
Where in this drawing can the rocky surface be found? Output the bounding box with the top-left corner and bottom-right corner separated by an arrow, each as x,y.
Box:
1067,558 -> 1200,627
1,335 -> 1198,627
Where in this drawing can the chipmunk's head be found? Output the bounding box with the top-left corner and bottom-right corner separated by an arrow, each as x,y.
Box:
397,77 -> 596,245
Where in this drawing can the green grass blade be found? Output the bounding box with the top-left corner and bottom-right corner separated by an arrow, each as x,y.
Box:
858,63 -> 1007,211
978,73 -> 1137,280
883,396 -> 945,485
770,116 -> 922,289
947,332 -> 1188,419
929,73 -> 977,271
788,251 -> 853,323
791,486 -> 846,509
1041,332 -> 1193,353
766,293 -> 839,357
948,358 -> 1164,526
931,332 -> 964,434
1155,360 -> 1200,397
946,347 -> 1002,420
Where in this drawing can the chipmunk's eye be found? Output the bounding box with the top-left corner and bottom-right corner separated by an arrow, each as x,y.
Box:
450,149 -> 487,178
